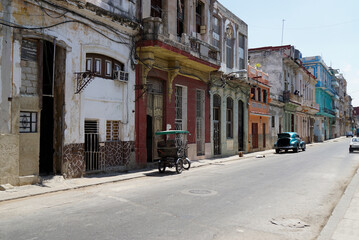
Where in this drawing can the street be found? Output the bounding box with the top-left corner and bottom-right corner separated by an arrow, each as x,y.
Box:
1,138 -> 359,240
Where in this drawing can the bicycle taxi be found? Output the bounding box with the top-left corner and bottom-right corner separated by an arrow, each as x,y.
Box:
155,130 -> 191,174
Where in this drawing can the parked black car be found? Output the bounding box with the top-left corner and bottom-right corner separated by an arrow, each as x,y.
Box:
274,132 -> 306,153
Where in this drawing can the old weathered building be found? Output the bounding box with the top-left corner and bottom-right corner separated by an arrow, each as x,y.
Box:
248,65 -> 271,152
0,0 -> 138,185
249,45 -> 318,146
209,2 -> 249,156
135,0 -> 221,165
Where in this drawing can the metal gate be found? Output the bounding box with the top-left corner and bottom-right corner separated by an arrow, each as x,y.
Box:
84,120 -> 102,171
213,94 -> 221,155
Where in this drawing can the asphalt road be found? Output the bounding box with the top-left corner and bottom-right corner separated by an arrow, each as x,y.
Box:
1,138 -> 359,240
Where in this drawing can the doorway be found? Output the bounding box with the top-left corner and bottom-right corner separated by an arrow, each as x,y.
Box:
39,40 -> 65,175
213,94 -> 221,155
146,115 -> 153,162
146,79 -> 164,162
238,100 -> 244,151
262,123 -> 266,148
252,123 -> 258,149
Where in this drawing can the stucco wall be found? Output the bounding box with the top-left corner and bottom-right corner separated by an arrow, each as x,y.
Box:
0,134 -> 19,185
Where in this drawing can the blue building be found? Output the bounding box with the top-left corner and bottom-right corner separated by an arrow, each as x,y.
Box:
302,56 -> 337,141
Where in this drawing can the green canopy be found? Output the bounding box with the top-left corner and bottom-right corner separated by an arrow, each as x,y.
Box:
155,130 -> 189,135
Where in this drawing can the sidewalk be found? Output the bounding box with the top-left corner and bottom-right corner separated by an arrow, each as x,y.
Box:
0,148 -> 275,203
317,165 -> 359,240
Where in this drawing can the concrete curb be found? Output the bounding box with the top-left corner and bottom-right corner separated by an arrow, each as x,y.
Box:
316,167 -> 359,240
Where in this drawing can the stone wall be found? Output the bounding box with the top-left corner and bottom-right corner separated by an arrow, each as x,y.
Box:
20,60 -> 38,95
63,141 -> 134,178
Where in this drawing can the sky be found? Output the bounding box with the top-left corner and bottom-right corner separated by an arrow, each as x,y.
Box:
220,0 -> 359,107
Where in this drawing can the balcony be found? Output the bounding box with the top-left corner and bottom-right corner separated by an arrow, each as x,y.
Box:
283,91 -> 302,105
303,100 -> 319,110
141,17 -> 220,66
332,79 -> 339,87
189,37 -> 220,65
248,65 -> 269,85
319,107 -> 336,117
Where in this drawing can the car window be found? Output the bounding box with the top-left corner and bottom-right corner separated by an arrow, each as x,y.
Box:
353,138 -> 359,142
278,133 -> 290,138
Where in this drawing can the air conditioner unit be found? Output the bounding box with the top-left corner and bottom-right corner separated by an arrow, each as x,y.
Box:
200,25 -> 206,34
114,70 -> 129,82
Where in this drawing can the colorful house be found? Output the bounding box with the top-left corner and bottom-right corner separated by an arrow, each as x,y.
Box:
135,0 -> 220,166
248,65 -> 271,152
302,56 -> 337,141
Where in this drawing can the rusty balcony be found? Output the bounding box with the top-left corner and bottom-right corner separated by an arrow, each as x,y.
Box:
141,17 -> 220,66
189,37 -> 220,65
283,90 -> 302,104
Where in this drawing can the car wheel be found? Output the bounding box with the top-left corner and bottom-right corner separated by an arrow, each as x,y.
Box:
350,148 -> 353,153
302,144 -> 306,151
293,146 -> 298,153
275,149 -> 280,154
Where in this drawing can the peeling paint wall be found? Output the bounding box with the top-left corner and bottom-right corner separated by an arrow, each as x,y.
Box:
0,0 -> 138,183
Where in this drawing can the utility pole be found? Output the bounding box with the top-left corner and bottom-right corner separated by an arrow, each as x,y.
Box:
281,19 -> 285,45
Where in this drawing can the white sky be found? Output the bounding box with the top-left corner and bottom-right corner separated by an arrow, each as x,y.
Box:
220,0 -> 359,106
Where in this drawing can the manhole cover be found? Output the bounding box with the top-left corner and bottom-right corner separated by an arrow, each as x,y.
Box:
182,189 -> 218,196
189,189 -> 211,194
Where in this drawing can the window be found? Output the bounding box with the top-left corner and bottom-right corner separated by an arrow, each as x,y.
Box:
251,88 -> 256,100
213,16 -> 220,48
86,53 -> 124,79
177,0 -> 184,37
106,120 -> 119,141
226,38 -> 233,68
196,1 -> 203,33
263,89 -> 267,103
105,60 -> 112,77
272,116 -> 275,128
226,97 -> 233,139
95,58 -> 101,75
151,0 -> 162,18
257,88 -> 261,102
19,111 -> 37,133
175,86 -> 183,130
238,33 -> 245,69
86,58 -> 92,72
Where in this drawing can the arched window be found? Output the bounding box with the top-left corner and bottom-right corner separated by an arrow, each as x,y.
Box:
226,97 -> 233,139
86,53 -> 124,79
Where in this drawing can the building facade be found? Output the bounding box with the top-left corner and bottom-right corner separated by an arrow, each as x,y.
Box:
302,56 -> 338,141
0,0 -> 138,185
248,65 -> 271,152
249,45 -> 318,147
135,0 -> 221,165
209,2 -> 249,156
